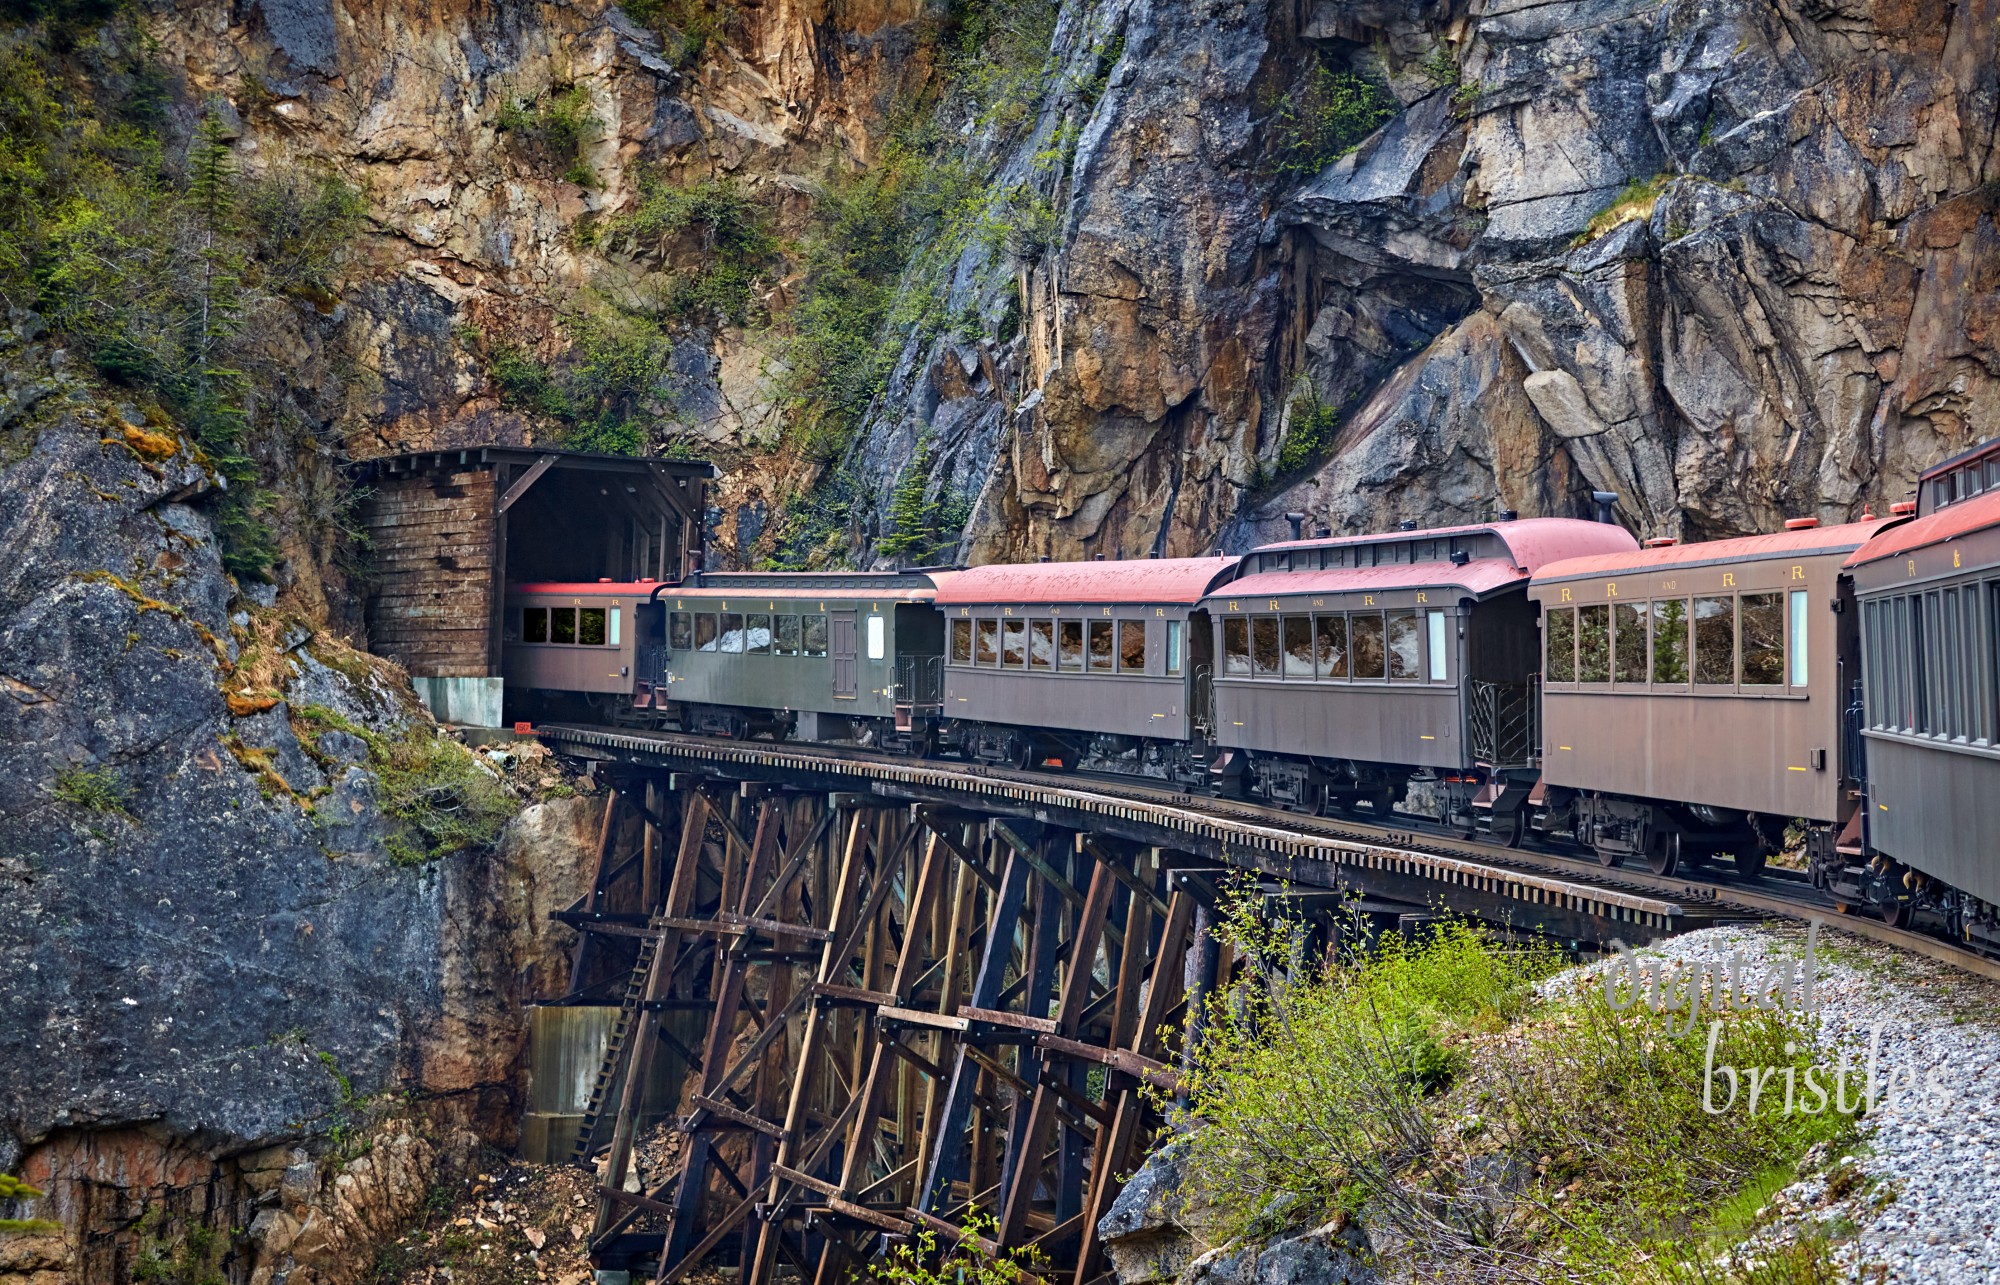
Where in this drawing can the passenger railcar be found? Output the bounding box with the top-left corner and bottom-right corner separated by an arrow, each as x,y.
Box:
1527,520 -> 1886,876
1207,519 -> 1637,823
649,571 -> 950,746
933,558 -> 1235,781
505,580 -> 655,707
1837,470 -> 2000,939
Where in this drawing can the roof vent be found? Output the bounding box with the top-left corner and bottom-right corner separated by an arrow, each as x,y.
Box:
1499,509 -> 1519,523
1316,526 -> 1332,538
1094,553 -> 1105,560
1591,491 -> 1619,525
1784,517 -> 1820,531
1039,554 -> 1051,562
1645,537 -> 1678,548
638,577 -> 655,584
598,577 -> 614,583
1399,520 -> 1418,531
1284,512 -> 1306,541
1450,549 -> 1471,566
1891,500 -> 1918,516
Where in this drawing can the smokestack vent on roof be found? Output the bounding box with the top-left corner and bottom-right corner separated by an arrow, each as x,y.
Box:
1784,517 -> 1820,530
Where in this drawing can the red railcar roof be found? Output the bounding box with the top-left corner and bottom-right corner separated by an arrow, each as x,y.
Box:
936,557 -> 1239,606
511,570 -> 954,602
1218,558 -> 1530,601
1535,519 -> 1894,583
1846,491 -> 1998,565
1249,517 -> 1638,573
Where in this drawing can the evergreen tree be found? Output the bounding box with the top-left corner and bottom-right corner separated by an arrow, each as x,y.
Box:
879,437 -> 943,563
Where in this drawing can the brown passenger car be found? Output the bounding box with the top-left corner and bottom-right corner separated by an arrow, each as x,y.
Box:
1208,519 -> 1637,821
1528,519 -> 1888,875
1846,487 -> 2000,912
936,558 -> 1237,780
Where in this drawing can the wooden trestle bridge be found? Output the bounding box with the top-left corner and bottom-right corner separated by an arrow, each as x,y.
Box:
538,726 -> 1712,1285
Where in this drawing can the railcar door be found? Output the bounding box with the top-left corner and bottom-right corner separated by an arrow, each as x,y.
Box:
831,611 -> 858,699
1187,608 -> 1216,738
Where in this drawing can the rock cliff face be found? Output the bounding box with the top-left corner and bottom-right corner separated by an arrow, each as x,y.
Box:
142,0 -> 1999,564
0,323 -> 600,1281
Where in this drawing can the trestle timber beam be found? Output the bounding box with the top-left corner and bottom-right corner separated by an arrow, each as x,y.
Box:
559,755 -> 1610,1285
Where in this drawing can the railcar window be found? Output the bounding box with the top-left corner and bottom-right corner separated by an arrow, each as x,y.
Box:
552,608 -> 578,645
950,619 -> 972,664
720,612 -> 745,653
1282,616 -> 1315,678
1652,599 -> 1688,684
803,614 -> 828,657
1545,607 -> 1575,683
867,614 -> 886,660
1251,618 -> 1280,677
523,607 -> 550,643
609,607 -> 621,646
579,607 -> 608,646
1922,592 -> 1943,734
1739,594 -> 1784,686
776,614 -> 801,655
1387,612 -> 1421,680
670,610 -> 693,650
1576,604 -> 1610,683
1352,613 -> 1386,680
976,619 -> 999,664
1120,620 -> 1148,673
1223,618 -> 1250,676
1060,620 -> 1084,669
1030,620 -> 1055,669
1613,603 -> 1647,684
1316,615 -> 1348,678
1427,610 -> 1449,682
1788,592 -> 1808,687
1693,597 -> 1734,684
1002,619 -> 1026,667
696,613 -> 718,651
747,613 -> 772,654
1165,620 -> 1182,676
1088,616 -> 1120,672
1944,589 -> 1965,737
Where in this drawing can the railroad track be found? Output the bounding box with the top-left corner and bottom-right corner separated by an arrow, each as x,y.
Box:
533,723 -> 2000,982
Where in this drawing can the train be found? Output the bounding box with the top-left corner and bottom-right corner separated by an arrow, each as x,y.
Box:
500,444 -> 2000,952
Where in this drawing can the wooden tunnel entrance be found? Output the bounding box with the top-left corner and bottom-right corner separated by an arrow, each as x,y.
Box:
355,448 -> 712,728
550,774 -> 1242,1285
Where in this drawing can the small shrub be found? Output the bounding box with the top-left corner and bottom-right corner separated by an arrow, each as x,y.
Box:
878,435 -> 965,564
1276,381 -> 1340,477
497,86 -> 601,186
50,763 -> 131,814
1416,45 -> 1459,91
620,0 -> 732,68
1267,62 -> 1396,176
869,1215 -> 1043,1285
293,705 -> 516,864
473,309 -> 681,455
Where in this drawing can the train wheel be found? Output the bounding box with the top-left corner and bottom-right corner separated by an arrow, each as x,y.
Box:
1645,832 -> 1682,878
1879,900 -> 1912,929
1731,842 -> 1768,881
1594,842 -> 1622,869
1501,808 -> 1528,849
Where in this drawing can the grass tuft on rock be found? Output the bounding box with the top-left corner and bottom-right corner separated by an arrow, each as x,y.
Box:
1577,173 -> 1673,245
49,763 -> 131,814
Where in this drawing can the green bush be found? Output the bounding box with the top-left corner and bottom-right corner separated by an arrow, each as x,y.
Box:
1276,382 -> 1341,477
605,173 -> 778,326
1267,62 -> 1396,176
0,1172 -> 59,1235
475,309 -> 682,456
1174,905 -> 1856,1278
50,763 -> 131,814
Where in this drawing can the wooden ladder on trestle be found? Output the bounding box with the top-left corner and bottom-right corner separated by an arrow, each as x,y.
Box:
572,919 -> 663,1165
